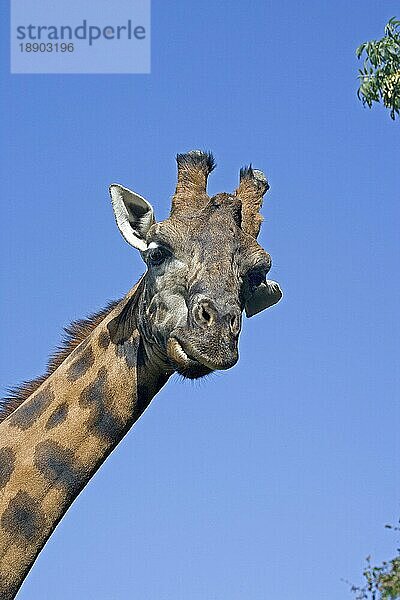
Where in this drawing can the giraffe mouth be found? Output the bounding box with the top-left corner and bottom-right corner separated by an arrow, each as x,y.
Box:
166,337 -> 215,379
167,336 -> 238,379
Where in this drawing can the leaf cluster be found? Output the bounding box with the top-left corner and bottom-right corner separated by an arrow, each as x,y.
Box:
356,17 -> 400,120
350,521 -> 400,600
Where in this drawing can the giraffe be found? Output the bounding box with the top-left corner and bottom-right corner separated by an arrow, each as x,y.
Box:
0,150 -> 282,599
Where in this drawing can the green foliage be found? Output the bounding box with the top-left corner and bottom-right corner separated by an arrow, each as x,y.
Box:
350,522 -> 400,600
356,17 -> 400,120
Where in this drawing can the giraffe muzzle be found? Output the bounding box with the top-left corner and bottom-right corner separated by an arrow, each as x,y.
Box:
166,330 -> 239,379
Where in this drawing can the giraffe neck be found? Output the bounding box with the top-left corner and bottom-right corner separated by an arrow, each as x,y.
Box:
0,281 -> 171,599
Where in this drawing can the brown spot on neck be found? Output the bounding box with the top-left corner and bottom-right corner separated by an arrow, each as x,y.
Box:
34,440 -> 84,504
0,300 -> 120,423
98,330 -> 110,349
45,403 -> 68,430
1,491 -> 45,545
0,448 -> 16,490
66,345 -> 95,382
8,386 -> 55,431
79,367 -> 127,445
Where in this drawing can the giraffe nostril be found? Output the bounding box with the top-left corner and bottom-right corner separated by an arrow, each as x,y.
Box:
194,301 -> 217,327
199,305 -> 214,325
229,312 -> 241,335
200,306 -> 212,325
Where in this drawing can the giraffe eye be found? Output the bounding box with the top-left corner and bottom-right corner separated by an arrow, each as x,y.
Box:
148,246 -> 169,266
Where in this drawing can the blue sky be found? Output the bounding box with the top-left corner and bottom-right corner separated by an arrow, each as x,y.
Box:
1,1 -> 399,599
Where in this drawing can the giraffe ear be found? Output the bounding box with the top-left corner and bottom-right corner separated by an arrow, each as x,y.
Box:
245,280 -> 283,317
109,184 -> 155,251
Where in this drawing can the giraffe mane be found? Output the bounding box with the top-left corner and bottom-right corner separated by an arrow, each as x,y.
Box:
0,299 -> 120,424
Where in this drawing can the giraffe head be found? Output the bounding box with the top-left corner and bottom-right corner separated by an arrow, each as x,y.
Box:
109,151 -> 282,379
